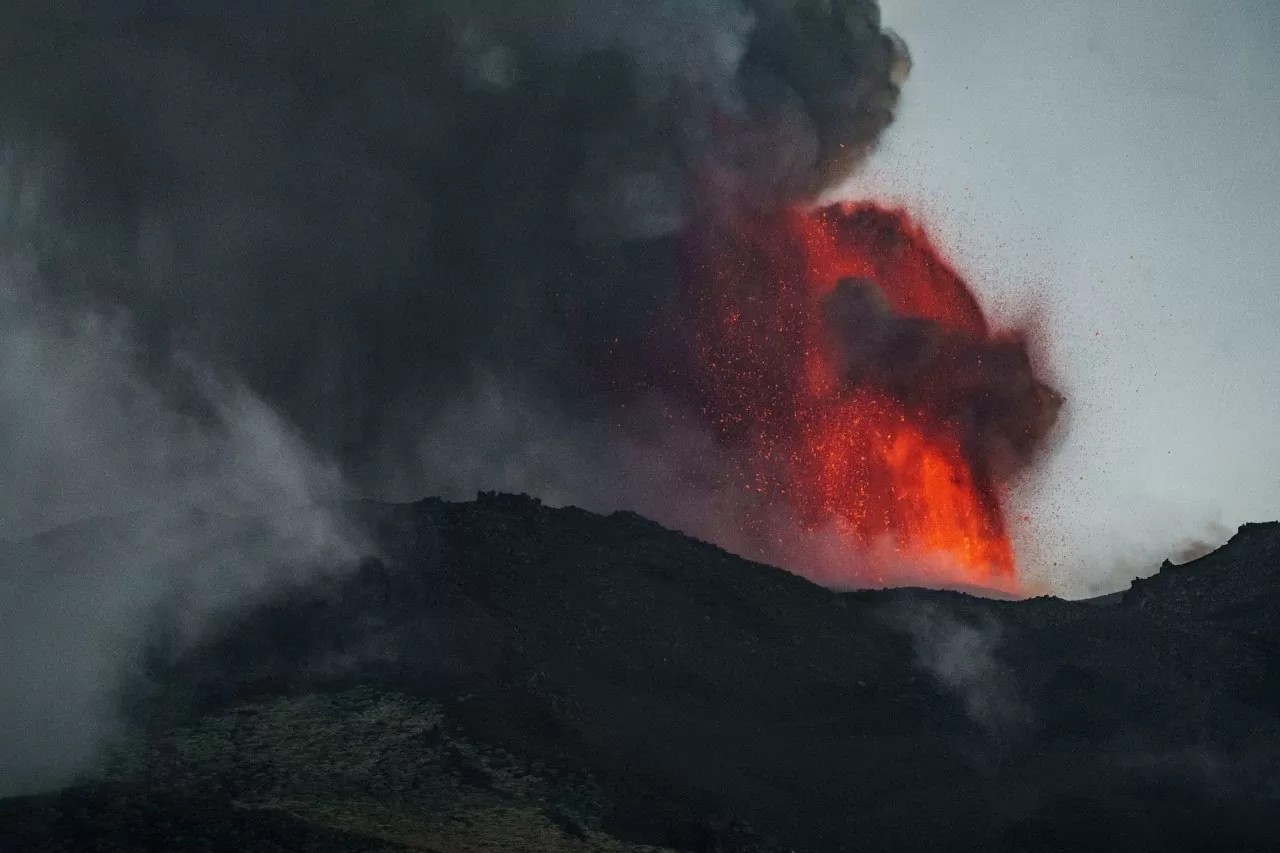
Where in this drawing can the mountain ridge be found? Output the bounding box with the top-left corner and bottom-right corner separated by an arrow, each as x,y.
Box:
3,493 -> 1280,852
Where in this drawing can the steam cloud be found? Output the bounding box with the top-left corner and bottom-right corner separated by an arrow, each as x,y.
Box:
891,601 -> 1029,739
0,0 -> 909,793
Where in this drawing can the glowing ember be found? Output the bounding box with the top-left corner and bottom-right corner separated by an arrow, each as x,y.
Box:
682,203 -> 1060,590
799,390 -> 1015,580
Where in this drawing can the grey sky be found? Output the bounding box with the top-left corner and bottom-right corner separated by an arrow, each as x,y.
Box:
835,0 -> 1280,595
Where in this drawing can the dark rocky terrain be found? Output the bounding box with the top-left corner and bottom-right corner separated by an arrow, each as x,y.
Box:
4,495 -> 1280,852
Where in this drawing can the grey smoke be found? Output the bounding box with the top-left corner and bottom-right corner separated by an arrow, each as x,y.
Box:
820,277 -> 943,382
891,601 -> 1029,738
0,0 -> 909,794
0,153 -> 360,796
0,0 -> 908,481
1167,523 -> 1234,565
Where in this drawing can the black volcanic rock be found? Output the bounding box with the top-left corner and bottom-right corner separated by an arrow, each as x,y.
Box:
1124,522 -> 1280,635
5,496 -> 1280,852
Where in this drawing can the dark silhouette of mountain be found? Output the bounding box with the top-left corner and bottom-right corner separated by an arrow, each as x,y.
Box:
3,495 -> 1280,852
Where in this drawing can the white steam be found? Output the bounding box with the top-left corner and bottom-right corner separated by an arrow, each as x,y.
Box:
0,150 -> 361,796
891,601 -> 1029,738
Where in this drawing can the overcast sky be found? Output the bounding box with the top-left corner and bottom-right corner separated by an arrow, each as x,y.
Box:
839,0 -> 1280,595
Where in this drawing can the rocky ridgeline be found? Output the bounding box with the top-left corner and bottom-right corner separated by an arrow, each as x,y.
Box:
1124,521 -> 1280,636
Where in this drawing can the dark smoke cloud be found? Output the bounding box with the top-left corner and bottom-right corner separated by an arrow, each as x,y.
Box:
0,0 -> 908,482
0,0 -> 908,793
821,277 -> 1063,478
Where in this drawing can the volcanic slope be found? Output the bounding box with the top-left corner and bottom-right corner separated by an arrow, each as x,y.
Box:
4,495 -> 1280,852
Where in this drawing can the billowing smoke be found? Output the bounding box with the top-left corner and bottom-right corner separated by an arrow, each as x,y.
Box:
0,0 -> 908,480
822,276 -> 1061,480
0,0 -> 912,794
0,211 -> 360,796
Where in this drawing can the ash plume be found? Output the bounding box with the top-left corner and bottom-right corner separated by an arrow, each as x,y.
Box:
0,0 -> 911,793
0,0 -> 908,484
821,276 -> 1063,478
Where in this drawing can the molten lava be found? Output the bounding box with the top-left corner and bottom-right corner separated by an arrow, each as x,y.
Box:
684,203 -> 1060,591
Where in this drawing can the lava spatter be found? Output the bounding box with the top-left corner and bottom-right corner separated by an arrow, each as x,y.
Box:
683,203 -> 1061,590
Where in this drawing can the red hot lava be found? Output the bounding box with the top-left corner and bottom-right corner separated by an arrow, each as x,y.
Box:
684,203 -> 1061,591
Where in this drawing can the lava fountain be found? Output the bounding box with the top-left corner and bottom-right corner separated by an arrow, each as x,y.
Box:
682,203 -> 1062,592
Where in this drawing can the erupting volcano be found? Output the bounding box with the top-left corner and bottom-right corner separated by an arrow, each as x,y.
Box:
683,203 -> 1062,591
0,0 -> 1065,596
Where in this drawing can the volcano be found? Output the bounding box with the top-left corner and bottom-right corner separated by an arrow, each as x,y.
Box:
0,0 -> 1060,597
4,2 -> 1276,851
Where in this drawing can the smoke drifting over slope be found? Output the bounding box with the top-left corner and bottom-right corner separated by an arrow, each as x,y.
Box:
0,0 -> 917,791
0,150 -> 363,795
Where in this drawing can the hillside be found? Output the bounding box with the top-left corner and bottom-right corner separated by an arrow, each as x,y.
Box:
4,494 -> 1280,852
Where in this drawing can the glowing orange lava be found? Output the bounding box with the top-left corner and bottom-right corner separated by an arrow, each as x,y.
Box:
684,202 -> 1051,590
